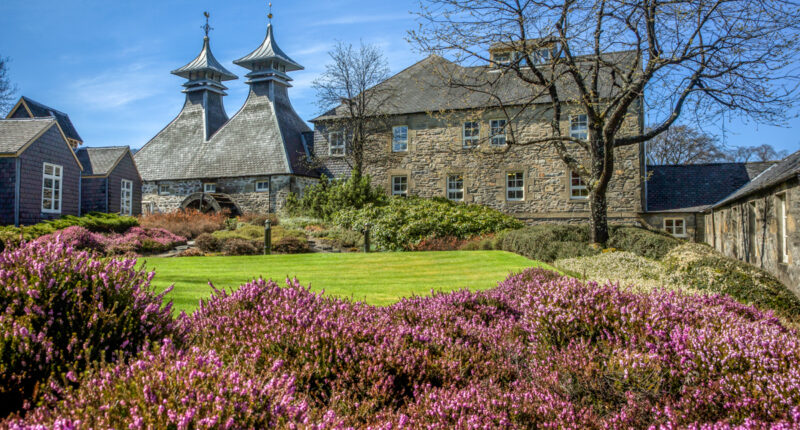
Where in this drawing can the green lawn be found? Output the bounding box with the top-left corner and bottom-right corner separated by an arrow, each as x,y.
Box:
140,251 -> 551,313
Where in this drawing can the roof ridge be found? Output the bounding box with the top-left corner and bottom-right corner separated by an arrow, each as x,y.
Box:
0,117 -> 56,122
21,96 -> 69,117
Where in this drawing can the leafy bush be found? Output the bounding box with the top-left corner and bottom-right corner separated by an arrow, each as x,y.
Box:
502,224 -> 598,262
0,213 -> 139,249
0,239 -> 182,417
194,233 -> 220,253
607,226 -> 681,260
663,243 -> 800,319
221,238 -> 261,256
211,223 -> 264,241
272,236 -> 310,254
238,212 -> 279,227
284,172 -> 388,220
334,196 -> 523,250
411,235 -> 467,251
138,209 -> 227,239
177,247 -> 205,257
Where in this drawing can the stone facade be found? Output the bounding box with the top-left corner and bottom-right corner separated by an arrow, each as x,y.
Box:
142,174 -> 318,215
314,107 -> 644,223
641,212 -> 705,242
705,179 -> 799,293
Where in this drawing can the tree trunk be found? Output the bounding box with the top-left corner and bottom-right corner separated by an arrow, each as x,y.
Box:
589,189 -> 609,244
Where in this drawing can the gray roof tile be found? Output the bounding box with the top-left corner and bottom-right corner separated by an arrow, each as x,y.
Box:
714,150 -> 800,207
234,23 -> 303,72
18,96 -> 83,143
171,36 -> 237,81
0,118 -> 56,154
75,146 -> 129,176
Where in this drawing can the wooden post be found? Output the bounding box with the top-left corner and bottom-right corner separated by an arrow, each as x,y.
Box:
363,223 -> 371,253
264,219 -> 271,255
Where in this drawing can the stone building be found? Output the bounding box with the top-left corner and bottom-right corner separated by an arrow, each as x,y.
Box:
311,53 -> 645,224
134,20 -> 317,215
641,162 -> 775,241
704,150 -> 800,291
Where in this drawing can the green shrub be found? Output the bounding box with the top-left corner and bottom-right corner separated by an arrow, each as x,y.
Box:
0,213 -> 139,249
272,236 -> 310,254
212,224 -> 264,241
195,233 -> 220,253
663,243 -> 800,319
334,196 -> 523,251
285,172 -> 388,220
607,226 -> 681,260
221,238 -> 261,256
501,224 -> 597,262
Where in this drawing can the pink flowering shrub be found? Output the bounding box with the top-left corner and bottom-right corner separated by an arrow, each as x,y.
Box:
34,226 -> 186,255
8,268 -> 800,428
0,238 -> 183,417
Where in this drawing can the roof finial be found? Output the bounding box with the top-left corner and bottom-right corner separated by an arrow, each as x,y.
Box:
268,3 -> 273,22
202,11 -> 213,38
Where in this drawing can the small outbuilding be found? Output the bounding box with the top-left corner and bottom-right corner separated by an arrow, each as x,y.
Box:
0,118 -> 83,226
75,146 -> 142,216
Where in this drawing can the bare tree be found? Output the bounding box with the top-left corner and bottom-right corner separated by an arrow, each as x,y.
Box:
410,0 -> 800,243
0,56 -> 17,115
312,41 -> 393,178
729,144 -> 790,162
646,125 -> 726,165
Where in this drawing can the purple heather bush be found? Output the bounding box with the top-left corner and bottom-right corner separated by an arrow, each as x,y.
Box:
34,226 -> 186,255
7,269 -> 800,428
0,238 -> 182,417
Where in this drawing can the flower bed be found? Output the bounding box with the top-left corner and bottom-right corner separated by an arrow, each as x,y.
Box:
9,269 -> 800,428
33,226 -> 186,255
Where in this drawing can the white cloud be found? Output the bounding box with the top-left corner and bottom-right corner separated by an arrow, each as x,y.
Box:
70,62 -> 170,110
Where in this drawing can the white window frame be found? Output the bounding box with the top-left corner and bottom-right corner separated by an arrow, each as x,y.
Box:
462,121 -> 480,148
569,114 -> 588,140
391,175 -> 408,196
778,193 -> 789,263
663,218 -> 686,237
490,119 -> 507,146
203,182 -> 216,193
158,184 -> 169,196
569,171 -> 589,200
255,180 -> 270,193
492,52 -> 511,65
121,179 -> 133,216
392,126 -> 408,152
329,131 -> 345,157
447,174 -> 464,201
41,163 -> 63,214
506,172 -> 524,201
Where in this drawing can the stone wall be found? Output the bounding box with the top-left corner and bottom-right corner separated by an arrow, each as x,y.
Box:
141,174 -> 317,214
704,179 -> 799,294
313,106 -> 644,222
641,212 -> 705,242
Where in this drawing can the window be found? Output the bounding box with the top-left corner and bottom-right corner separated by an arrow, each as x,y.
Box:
506,172 -> 524,201
203,183 -> 216,193
121,179 -> 133,216
493,52 -> 511,65
778,193 -> 789,263
447,175 -> 464,201
392,176 -> 408,196
569,171 -> 589,199
255,180 -> 269,192
490,119 -> 507,146
463,121 -> 480,148
569,114 -> 588,140
392,126 -> 408,152
329,131 -> 345,156
158,184 -> 169,196
41,163 -> 62,213
664,218 -> 686,237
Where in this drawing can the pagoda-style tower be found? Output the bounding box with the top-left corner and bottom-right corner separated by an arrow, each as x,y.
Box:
233,22 -> 302,100
170,14 -> 237,139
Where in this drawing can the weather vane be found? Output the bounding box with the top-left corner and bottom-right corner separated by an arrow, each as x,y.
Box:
268,3 -> 273,22
202,11 -> 213,37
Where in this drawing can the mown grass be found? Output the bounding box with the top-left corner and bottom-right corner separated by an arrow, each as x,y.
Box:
140,251 -> 552,313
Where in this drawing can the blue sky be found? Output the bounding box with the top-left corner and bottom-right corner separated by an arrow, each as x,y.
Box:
0,0 -> 798,154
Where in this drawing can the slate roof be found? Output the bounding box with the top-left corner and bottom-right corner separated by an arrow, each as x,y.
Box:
713,150 -> 800,207
312,52 -> 636,121
171,36 -> 237,81
134,84 -> 314,181
16,96 -> 83,143
0,118 -> 57,154
646,162 -> 775,212
234,23 -> 303,72
75,146 -> 129,176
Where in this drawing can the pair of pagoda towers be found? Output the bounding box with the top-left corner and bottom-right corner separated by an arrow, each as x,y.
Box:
170,16 -> 303,139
